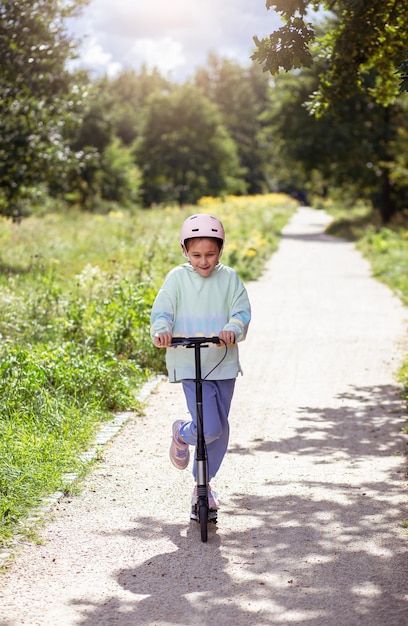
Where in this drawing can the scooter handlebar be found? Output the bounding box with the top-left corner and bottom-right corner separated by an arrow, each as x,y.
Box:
170,336 -> 220,346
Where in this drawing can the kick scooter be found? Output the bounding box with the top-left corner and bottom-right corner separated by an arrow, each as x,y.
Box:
171,336 -> 226,543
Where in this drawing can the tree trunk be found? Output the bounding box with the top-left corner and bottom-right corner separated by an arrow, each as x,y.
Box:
380,171 -> 395,224
379,107 -> 395,224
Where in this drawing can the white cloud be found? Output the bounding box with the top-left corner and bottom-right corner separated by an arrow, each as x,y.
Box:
77,36 -> 122,77
130,38 -> 185,75
68,0 -> 283,80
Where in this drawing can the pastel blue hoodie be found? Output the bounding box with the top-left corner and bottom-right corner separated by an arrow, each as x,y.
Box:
150,262 -> 251,382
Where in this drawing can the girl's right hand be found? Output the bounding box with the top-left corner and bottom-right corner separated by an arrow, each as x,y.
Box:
153,332 -> 172,348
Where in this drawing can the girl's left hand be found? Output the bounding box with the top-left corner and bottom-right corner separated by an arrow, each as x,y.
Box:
219,330 -> 235,346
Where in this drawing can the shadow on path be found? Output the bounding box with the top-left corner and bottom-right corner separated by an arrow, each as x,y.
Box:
71,383 -> 407,626
69,488 -> 407,626
242,383 -> 407,461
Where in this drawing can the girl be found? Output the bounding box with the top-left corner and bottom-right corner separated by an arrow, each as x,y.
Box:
150,213 -> 251,519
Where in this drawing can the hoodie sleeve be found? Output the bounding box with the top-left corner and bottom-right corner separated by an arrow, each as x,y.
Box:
150,274 -> 176,339
223,273 -> 251,342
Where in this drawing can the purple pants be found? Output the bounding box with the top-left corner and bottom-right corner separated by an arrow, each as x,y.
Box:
178,378 -> 236,481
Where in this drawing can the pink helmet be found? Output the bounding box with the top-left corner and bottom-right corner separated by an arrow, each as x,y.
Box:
180,214 -> 225,255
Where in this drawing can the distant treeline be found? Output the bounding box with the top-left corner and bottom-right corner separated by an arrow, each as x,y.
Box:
2,1 -> 408,223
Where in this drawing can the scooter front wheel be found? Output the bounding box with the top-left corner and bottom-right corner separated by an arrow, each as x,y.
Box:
199,500 -> 208,542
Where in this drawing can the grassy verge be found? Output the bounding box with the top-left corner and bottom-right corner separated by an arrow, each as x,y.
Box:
0,193 -> 297,547
323,201 -> 408,418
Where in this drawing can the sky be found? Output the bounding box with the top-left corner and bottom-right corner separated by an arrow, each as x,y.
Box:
67,0 -> 283,81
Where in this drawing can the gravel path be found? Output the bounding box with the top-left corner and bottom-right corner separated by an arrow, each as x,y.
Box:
0,207 -> 407,626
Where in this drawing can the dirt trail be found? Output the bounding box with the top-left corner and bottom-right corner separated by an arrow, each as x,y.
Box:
0,207 -> 407,626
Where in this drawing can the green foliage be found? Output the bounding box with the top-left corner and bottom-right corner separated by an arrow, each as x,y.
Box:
324,202 -> 380,239
0,340 -> 135,534
264,49 -> 408,223
108,68 -> 172,146
255,1 -> 408,108
194,55 -> 273,195
49,76 -> 148,209
135,84 -> 245,206
4,2 -> 408,227
0,0 -> 90,219
0,196 -> 297,544
398,58 -> 408,94
357,228 -> 408,307
99,141 -> 142,204
253,17 -> 315,73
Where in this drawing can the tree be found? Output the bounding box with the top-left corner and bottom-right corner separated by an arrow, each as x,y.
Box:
253,1 -> 408,110
48,82 -> 139,209
265,62 -> 408,220
51,69 -> 170,208
136,84 -> 245,206
194,54 -> 272,195
0,0 -> 89,219
108,68 -> 171,146
254,3 -> 408,222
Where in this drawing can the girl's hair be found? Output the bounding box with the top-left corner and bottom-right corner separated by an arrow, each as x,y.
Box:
184,236 -> 223,251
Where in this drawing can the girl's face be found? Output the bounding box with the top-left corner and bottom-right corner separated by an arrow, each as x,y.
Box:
185,238 -> 221,277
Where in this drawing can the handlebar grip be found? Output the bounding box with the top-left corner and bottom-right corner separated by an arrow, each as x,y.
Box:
170,337 -> 187,345
170,336 -> 220,346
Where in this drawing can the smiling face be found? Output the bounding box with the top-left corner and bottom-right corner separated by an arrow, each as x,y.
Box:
184,237 -> 221,277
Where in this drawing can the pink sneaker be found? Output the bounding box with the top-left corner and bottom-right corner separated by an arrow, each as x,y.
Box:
170,420 -> 190,469
190,485 -> 219,521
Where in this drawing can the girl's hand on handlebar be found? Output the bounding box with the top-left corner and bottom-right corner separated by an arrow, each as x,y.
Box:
154,332 -> 172,348
219,330 -> 235,346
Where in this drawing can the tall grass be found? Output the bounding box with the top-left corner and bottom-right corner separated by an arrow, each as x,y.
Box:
0,194 -> 297,545
357,225 -> 408,412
